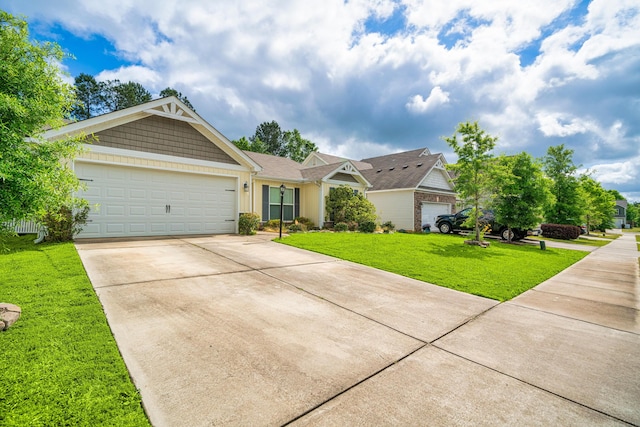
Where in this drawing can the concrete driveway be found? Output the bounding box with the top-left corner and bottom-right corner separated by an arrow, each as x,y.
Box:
75,233 -> 640,426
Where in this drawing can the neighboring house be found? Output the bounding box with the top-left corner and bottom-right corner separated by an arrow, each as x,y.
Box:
243,151 -> 370,228
41,97 -> 261,238
614,200 -> 627,228
360,148 -> 457,231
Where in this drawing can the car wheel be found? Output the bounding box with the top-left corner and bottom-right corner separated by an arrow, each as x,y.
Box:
500,227 -> 515,241
439,222 -> 452,234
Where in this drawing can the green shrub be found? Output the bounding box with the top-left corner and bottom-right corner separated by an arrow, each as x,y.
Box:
41,202 -> 90,242
265,219 -> 281,229
334,222 -> 348,232
358,221 -> 377,233
325,185 -> 377,224
382,220 -> 395,232
288,223 -> 306,233
239,212 -> 260,235
294,216 -> 315,229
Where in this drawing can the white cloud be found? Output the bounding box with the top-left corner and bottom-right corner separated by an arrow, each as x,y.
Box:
96,65 -> 161,87
587,158 -> 640,186
406,86 -> 450,114
536,112 -> 598,137
4,0 -> 639,198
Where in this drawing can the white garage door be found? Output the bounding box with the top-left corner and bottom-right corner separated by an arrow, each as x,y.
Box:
421,202 -> 450,228
75,163 -> 237,238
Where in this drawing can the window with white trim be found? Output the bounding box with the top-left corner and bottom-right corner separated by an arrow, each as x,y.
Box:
269,187 -> 294,221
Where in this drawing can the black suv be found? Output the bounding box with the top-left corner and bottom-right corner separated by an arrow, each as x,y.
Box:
434,208 -> 527,241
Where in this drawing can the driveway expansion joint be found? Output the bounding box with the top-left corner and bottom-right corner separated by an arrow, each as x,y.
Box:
281,342 -> 430,426
431,345 -> 635,426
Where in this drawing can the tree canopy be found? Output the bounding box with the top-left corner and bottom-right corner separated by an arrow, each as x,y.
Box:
444,121 -> 500,242
0,11 -> 84,235
233,120 -> 318,162
70,73 -> 195,120
578,174 -> 615,233
492,152 -> 550,240
543,144 -> 583,225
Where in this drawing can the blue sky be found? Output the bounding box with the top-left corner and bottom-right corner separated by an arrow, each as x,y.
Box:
6,0 -> 640,201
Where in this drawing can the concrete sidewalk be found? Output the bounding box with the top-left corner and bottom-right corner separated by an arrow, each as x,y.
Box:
75,232 -> 640,426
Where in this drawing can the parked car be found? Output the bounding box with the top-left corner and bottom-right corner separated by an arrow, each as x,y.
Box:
434,207 -> 528,241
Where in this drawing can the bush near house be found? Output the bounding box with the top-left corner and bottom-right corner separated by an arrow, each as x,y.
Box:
334,222 -> 349,232
294,216 -> 315,230
239,213 -> 261,235
541,223 -> 582,240
358,221 -> 377,233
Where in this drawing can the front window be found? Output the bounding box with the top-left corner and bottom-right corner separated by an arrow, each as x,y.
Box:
269,187 -> 294,221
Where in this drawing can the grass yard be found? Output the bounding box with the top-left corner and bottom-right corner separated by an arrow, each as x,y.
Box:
279,232 -> 588,301
0,235 -> 150,427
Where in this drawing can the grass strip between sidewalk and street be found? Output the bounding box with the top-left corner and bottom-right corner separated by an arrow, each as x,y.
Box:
279,232 -> 588,301
0,235 -> 150,427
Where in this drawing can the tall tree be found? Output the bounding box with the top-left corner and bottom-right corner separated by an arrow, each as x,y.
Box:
543,144 -> 582,225
0,11 -> 84,237
607,189 -> 625,201
492,153 -> 550,241
112,81 -> 152,110
71,73 -> 103,119
282,129 -> 317,163
444,121 -> 499,243
242,121 -> 318,161
578,175 -> 615,233
159,87 -> 195,111
252,121 -> 285,157
232,136 -> 267,153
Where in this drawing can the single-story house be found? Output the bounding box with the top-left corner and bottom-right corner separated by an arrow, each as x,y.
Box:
291,148 -> 456,231
242,151 -> 370,228
359,148 -> 456,231
613,200 -> 627,228
42,97 -> 262,238
40,97 -> 455,237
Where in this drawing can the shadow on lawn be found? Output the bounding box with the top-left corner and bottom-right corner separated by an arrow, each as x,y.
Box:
418,235 -> 568,260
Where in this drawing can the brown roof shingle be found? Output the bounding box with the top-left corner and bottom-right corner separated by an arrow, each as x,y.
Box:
360,148 -> 443,191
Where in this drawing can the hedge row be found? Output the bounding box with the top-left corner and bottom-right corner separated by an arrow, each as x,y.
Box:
541,223 -> 581,240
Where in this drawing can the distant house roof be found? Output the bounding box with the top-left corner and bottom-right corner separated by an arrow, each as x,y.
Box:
360,148 -> 448,191
243,151 -> 305,181
244,150 -> 370,186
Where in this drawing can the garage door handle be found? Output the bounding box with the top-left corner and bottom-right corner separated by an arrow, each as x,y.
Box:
165,204 -> 171,213
225,219 -> 235,222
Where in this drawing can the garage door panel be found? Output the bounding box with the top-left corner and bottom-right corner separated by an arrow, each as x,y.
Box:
422,203 -> 450,228
129,206 -> 146,216
75,162 -> 238,238
106,205 -> 125,216
129,189 -> 146,199
129,223 -> 147,233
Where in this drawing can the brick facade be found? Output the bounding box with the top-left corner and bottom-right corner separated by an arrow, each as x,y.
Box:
413,191 -> 457,231
94,115 -> 239,165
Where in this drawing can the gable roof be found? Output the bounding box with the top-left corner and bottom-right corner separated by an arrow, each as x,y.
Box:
40,96 -> 261,171
243,151 -> 305,180
303,151 -> 373,170
244,151 -> 370,186
360,148 -> 451,191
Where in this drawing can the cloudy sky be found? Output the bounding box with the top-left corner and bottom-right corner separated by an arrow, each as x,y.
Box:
6,0 -> 640,200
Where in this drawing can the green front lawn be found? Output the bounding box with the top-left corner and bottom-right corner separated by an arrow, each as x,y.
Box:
279,232 -> 588,301
0,235 -> 150,426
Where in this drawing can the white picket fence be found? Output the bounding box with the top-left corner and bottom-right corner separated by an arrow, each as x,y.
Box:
5,219 -> 42,234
